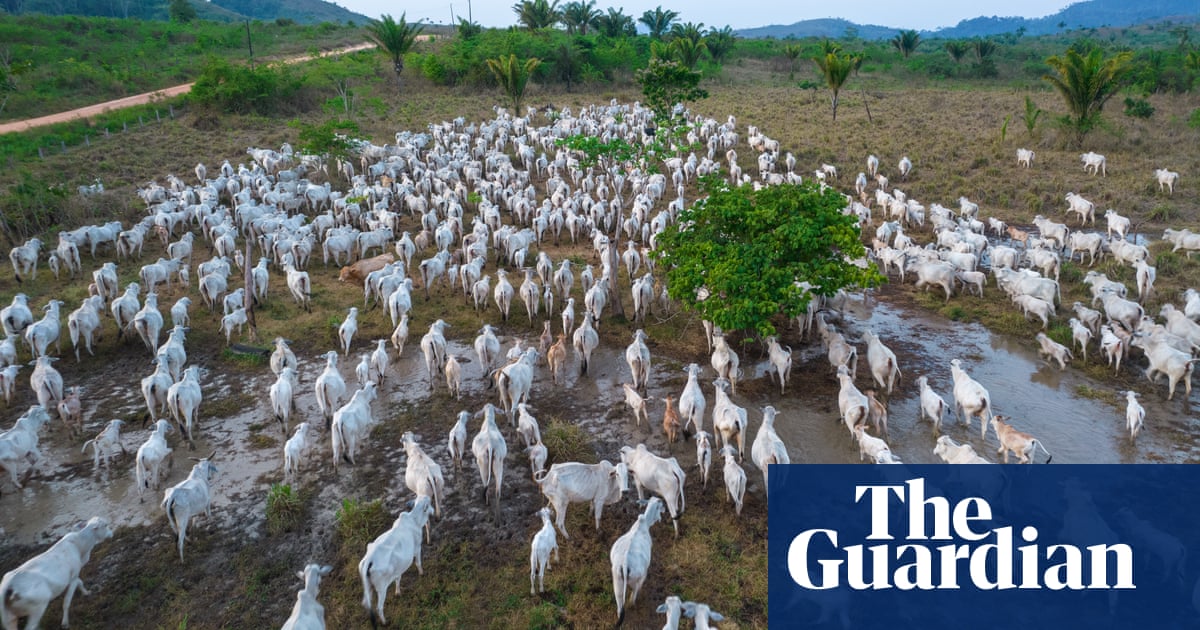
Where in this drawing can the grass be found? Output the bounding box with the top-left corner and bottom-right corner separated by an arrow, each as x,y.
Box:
334,497 -> 390,550
1076,384 -> 1119,406
542,417 -> 598,465
265,483 -> 305,534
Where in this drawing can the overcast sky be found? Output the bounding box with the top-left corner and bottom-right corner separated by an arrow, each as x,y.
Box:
334,0 -> 1079,31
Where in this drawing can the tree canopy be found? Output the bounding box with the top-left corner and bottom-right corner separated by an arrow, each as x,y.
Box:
1043,46 -> 1133,142
512,0 -> 561,29
813,51 -> 855,121
487,54 -> 542,114
638,6 -> 678,39
653,177 -> 883,336
891,30 -> 920,57
365,13 -> 423,87
635,57 -> 708,122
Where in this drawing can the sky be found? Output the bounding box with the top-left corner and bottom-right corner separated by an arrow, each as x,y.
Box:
333,0 -> 1079,32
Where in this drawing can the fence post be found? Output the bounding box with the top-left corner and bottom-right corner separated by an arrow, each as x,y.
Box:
169,105 -> 175,118
123,121 -> 128,132
60,141 -> 67,153
38,147 -> 44,159
138,116 -> 143,127
105,128 -> 110,138
85,135 -> 90,147
156,109 -> 161,123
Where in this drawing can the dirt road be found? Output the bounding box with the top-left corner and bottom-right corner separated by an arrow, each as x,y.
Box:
0,42 -> 374,135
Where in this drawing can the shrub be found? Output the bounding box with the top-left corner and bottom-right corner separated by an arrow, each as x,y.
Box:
1189,108 -> 1200,130
189,56 -> 307,116
1123,96 -> 1154,119
265,483 -> 304,534
542,418 -> 596,464
1149,203 -> 1177,222
1155,250 -> 1181,277
335,497 -> 389,548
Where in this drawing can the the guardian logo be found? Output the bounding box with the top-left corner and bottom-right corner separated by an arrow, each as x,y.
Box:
787,478 -> 1135,591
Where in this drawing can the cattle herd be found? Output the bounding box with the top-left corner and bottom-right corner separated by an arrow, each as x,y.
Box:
0,98 -> 1194,629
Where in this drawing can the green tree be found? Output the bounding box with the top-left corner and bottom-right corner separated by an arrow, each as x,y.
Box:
552,42 -> 583,91
595,7 -> 635,37
512,0 -> 561,29
704,26 -> 736,64
638,6 -> 678,39
635,57 -> 708,122
671,37 -> 707,69
653,177 -> 883,336
366,13 -> 424,89
0,49 -> 32,118
944,40 -> 969,63
457,18 -> 482,39
973,38 -> 997,61
487,54 -> 542,115
1043,46 -> 1133,142
891,29 -> 920,58
561,0 -> 600,35
1021,95 -> 1042,137
782,43 -> 802,80
168,0 -> 196,23
0,0 -> 23,15
813,51 -> 855,121
669,22 -> 705,45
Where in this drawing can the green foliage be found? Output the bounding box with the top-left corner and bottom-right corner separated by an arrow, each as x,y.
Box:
335,497 -> 389,549
265,483 -> 304,534
486,54 -> 542,114
813,50 -> 856,121
366,13 -> 423,86
1148,203 -> 1177,222
1022,95 -> 1042,136
0,169 -> 67,243
704,26 -> 736,64
944,40 -> 969,63
1043,46 -> 1133,143
999,114 -> 1011,142
639,6 -> 678,39
561,0 -> 600,35
1189,108 -> 1200,129
1155,250 -> 1181,277
1122,95 -> 1154,118
891,30 -> 921,58
0,49 -> 33,117
168,0 -> 196,24
456,18 -> 482,39
669,37 -> 707,69
653,177 -> 884,336
512,0 -> 561,30
635,57 -> 707,122
595,7 -> 635,37
289,118 -> 362,167
782,43 -> 802,79
542,418 -> 596,464
189,56 -> 305,116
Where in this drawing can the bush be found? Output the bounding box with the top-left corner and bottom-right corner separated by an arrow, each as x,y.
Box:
1149,203 -> 1177,222
1188,108 -> 1200,130
265,483 -> 304,534
335,497 -> 389,549
189,57 -> 308,116
1123,96 -> 1154,119
542,418 -> 596,464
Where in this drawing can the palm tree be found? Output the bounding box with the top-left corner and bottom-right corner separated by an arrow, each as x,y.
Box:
671,37 -> 707,69
488,54 -> 543,114
512,0 -> 561,30
561,0 -> 600,35
818,38 -> 841,56
944,40 -> 969,63
704,26 -> 736,64
596,7 -> 635,37
552,42 -> 584,91
891,30 -> 920,58
1043,47 -> 1133,142
670,22 -> 705,46
456,18 -> 482,39
639,6 -> 678,39
813,51 -> 854,121
972,38 -> 997,61
782,43 -> 803,80
366,13 -> 424,89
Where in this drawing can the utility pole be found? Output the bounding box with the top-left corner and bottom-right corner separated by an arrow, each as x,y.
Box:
245,20 -> 254,68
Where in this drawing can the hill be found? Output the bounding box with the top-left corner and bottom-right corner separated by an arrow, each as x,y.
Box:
736,0 -> 1198,39
7,0 -> 371,24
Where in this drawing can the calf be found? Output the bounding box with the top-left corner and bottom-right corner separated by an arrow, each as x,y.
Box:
1035,332 -> 1072,370
1100,325 -> 1125,374
1068,318 -> 1093,361
331,383 -> 379,469
0,517 -> 113,630
719,446 -> 746,516
281,564 -> 334,630
933,435 -> 991,464
990,416 -> 1052,463
662,395 -> 681,445
358,496 -> 434,627
529,507 -> 559,595
535,459 -> 629,539
1012,294 -> 1055,330
854,425 -> 896,464
81,419 -> 126,473
283,422 -> 316,482
135,419 -> 174,499
56,386 -> 84,438
161,452 -> 218,561
694,431 -> 712,489
447,411 -> 469,475
1124,391 -> 1145,441
622,384 -> 651,427
916,375 -> 947,433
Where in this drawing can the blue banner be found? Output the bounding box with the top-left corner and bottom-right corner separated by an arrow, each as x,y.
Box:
768,465 -> 1199,629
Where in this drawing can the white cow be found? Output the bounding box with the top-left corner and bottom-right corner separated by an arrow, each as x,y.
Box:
358,496 -> 434,627
161,452 -> 218,561
330,383 -> 378,469
620,444 -> 686,537
950,359 -> 993,438
610,497 -> 665,626
0,516 -> 113,630
281,564 -> 334,630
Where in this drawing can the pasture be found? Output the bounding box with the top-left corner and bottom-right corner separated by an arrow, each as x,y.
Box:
1,71 -> 1199,629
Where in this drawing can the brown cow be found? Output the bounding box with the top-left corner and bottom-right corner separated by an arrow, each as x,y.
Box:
338,253 -> 395,284
990,415 -> 1052,464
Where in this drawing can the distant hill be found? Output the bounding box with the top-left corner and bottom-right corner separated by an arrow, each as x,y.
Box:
736,0 -> 1198,40
11,0 -> 371,24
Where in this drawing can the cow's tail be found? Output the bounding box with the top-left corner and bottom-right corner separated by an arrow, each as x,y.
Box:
1034,440 -> 1053,464
674,465 -> 686,515
361,558 -> 380,630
